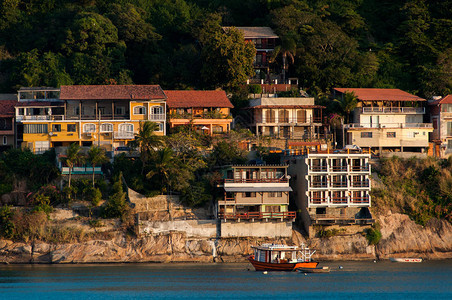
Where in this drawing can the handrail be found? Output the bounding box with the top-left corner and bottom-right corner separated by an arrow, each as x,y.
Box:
224,178 -> 288,183
218,211 -> 296,220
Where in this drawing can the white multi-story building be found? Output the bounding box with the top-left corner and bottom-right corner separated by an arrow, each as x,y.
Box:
428,95 -> 452,157
334,88 -> 433,154
288,152 -> 373,234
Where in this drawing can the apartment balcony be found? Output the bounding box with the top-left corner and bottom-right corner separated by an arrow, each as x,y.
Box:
0,125 -> 13,135
351,181 -> 370,188
254,117 -> 322,125
350,197 -> 370,204
114,131 -> 134,139
17,115 -> 65,121
330,166 -> 348,172
224,178 -> 289,184
65,114 -> 129,121
309,197 -> 328,205
309,182 -> 328,188
361,107 -> 425,114
169,112 -> 231,120
350,166 -> 370,172
331,181 -> 348,188
218,211 -> 296,221
330,197 -> 348,204
149,114 -> 166,121
346,123 -> 433,129
309,166 -> 328,173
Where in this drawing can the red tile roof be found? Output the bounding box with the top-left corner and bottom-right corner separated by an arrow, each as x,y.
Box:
0,100 -> 18,117
165,90 -> 234,108
438,95 -> 452,104
60,85 -> 166,101
333,88 -> 425,102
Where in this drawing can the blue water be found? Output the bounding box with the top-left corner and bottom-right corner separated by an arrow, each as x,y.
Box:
0,260 -> 451,299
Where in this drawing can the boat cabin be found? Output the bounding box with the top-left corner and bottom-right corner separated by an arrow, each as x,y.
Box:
252,244 -> 315,264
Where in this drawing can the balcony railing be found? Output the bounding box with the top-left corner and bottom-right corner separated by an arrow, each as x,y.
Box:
331,198 -> 348,204
310,166 -> 328,172
149,114 -> 166,121
254,117 -> 322,124
350,166 -> 370,172
224,178 -> 288,183
17,115 -> 65,121
169,112 -> 231,120
331,182 -> 348,188
346,123 -> 433,129
114,131 -> 134,139
350,197 -> 370,204
218,211 -> 296,220
310,182 -> 328,188
362,107 -> 425,114
310,197 -> 328,204
351,181 -> 370,187
331,166 -> 348,172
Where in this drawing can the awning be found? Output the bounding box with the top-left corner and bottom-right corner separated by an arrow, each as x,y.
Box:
224,187 -> 292,192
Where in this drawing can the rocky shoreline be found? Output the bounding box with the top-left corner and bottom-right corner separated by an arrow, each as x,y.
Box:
1,212 -> 451,264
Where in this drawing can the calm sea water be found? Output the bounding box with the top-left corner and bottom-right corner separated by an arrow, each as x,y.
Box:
0,260 -> 451,299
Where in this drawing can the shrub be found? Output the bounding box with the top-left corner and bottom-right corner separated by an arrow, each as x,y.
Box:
0,205 -> 15,239
365,226 -> 382,245
101,179 -> 129,220
317,227 -> 345,239
86,187 -> 102,207
248,84 -> 262,94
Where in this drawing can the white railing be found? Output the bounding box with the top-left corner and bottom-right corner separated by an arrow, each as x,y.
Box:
149,114 -> 166,121
346,123 -> 433,129
362,107 -> 425,114
16,115 -> 65,121
114,131 -> 134,139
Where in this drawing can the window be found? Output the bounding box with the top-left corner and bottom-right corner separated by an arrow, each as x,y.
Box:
213,126 -> 223,133
156,123 -> 164,132
133,106 -> 146,115
269,192 -> 282,197
387,132 -> 396,138
119,123 -> 133,133
116,106 -> 125,115
74,107 -> 80,115
67,124 -> 77,132
83,123 -> 96,133
447,140 -> 452,149
442,104 -> 452,112
18,108 -> 24,115
151,106 -> 164,115
2,136 -> 6,145
361,132 -> 372,138
243,192 -> 256,198
52,124 -> 61,132
24,124 -> 48,134
100,123 -> 113,132
448,122 -> 452,136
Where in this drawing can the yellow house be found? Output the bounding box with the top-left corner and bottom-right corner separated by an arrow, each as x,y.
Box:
16,85 -> 167,152
165,90 -> 233,135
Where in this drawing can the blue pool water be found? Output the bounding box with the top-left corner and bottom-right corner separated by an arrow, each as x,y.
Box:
0,260 -> 451,299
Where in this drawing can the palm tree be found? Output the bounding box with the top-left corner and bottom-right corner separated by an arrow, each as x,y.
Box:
64,143 -> 85,188
87,146 -> 108,187
146,147 -> 174,194
269,34 -> 297,83
128,121 -> 163,174
333,92 -> 358,123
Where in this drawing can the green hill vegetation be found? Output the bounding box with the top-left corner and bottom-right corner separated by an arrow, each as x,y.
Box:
372,156 -> 452,225
0,0 -> 451,98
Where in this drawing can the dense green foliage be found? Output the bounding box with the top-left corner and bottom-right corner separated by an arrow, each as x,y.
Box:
372,157 -> 452,225
365,225 -> 382,245
1,0 -> 450,96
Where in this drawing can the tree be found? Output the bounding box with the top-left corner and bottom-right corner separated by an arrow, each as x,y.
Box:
200,26 -> 255,90
146,147 -> 174,194
269,34 -> 297,83
63,143 -> 85,188
87,146 -> 108,187
333,92 -> 358,123
128,121 -> 163,174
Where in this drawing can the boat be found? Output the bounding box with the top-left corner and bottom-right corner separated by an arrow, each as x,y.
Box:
389,257 -> 423,263
297,266 -> 330,273
248,243 -> 318,271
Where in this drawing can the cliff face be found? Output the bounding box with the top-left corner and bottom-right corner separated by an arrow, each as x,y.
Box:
0,212 -> 451,263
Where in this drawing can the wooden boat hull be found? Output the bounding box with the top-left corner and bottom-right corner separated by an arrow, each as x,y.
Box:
297,267 -> 330,273
389,257 -> 422,263
248,256 -> 318,271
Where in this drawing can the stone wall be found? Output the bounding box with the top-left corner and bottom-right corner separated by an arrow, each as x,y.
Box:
220,220 -> 293,238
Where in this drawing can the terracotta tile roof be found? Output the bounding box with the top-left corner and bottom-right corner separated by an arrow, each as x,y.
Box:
0,100 -> 17,117
60,85 -> 166,101
224,27 -> 279,39
165,90 -> 234,108
437,95 -> 452,105
333,88 -> 425,102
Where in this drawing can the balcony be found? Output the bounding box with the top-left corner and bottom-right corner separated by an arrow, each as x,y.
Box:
310,182 -> 328,188
310,166 -> 328,172
350,166 -> 370,172
350,197 -> 370,204
330,197 -> 348,204
254,117 -> 322,124
17,115 -> 65,121
114,131 -> 134,139
65,114 -> 129,120
224,178 -> 289,184
149,114 -> 166,121
310,197 -> 328,205
362,107 -> 425,114
218,211 -> 295,220
346,123 -> 433,129
351,181 -> 370,188
331,181 -> 348,188
169,112 -> 231,120
331,166 -> 348,172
